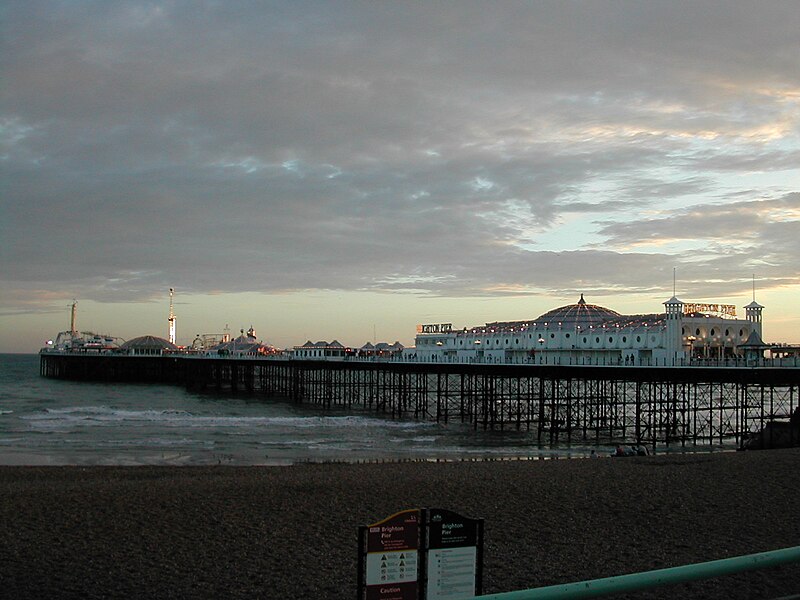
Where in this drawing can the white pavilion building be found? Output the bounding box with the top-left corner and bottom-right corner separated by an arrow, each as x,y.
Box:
412,294 -> 764,366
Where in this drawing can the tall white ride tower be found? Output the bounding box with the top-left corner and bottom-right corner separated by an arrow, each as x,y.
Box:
168,288 -> 176,345
70,300 -> 78,336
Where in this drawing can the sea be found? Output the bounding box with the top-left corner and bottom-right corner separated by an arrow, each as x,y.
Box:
0,354 -> 607,466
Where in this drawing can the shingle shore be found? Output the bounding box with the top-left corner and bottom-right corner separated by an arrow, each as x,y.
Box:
1,449 -> 799,599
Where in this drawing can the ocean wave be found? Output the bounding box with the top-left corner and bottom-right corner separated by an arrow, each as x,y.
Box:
389,436 -> 438,444
21,406 -> 439,430
1,436 -> 214,449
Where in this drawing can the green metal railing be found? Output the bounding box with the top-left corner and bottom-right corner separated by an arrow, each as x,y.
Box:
475,545 -> 800,599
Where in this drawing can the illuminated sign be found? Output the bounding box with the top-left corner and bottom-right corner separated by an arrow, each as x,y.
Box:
417,323 -> 453,334
683,303 -> 737,317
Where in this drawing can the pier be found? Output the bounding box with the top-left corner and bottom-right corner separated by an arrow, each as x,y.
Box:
40,354 -> 799,450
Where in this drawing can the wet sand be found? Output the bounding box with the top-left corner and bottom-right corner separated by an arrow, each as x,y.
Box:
1,449 -> 799,599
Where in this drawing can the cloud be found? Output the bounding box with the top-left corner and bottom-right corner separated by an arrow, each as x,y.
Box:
1,1 -> 799,323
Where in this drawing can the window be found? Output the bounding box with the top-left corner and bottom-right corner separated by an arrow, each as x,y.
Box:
596,337 -> 600,343
550,333 -> 555,339
609,337 -> 613,343
622,336 -> 627,343
565,333 -> 571,339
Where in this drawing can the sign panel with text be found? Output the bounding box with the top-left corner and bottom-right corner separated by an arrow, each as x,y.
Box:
359,509 -> 422,600
424,508 -> 483,600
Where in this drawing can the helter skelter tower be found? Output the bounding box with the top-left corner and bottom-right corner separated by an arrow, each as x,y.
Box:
168,288 -> 176,345
70,300 -> 78,335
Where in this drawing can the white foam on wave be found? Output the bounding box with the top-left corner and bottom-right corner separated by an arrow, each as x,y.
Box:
0,437 -> 24,444
8,436 -> 214,449
389,436 -> 438,444
22,406 -> 439,430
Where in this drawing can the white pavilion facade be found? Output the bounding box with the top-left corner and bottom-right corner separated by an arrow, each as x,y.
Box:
412,294 -> 764,366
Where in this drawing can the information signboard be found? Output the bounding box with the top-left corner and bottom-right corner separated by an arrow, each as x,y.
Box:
359,509 -> 422,600
424,508 -> 483,600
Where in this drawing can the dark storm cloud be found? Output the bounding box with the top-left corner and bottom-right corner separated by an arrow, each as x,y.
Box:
1,1 -> 798,313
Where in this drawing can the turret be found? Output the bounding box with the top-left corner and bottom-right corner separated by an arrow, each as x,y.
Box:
744,276 -> 764,338
744,300 -> 764,337
663,295 -> 684,358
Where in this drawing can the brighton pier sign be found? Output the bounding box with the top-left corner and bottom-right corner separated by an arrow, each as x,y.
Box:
358,508 -> 484,600
417,324 -> 453,334
683,303 -> 737,317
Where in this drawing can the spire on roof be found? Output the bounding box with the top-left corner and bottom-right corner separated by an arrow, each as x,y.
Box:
740,329 -> 767,347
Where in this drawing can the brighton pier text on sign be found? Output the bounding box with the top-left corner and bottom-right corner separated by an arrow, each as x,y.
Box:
683,303 -> 737,317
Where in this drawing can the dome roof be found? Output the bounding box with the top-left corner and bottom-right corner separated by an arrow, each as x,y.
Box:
535,294 -> 621,328
121,335 -> 178,351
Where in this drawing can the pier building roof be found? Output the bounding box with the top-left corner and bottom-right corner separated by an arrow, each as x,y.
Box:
535,294 -> 621,327
121,335 -> 178,352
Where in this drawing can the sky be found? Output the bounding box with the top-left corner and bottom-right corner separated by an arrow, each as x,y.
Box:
1,1 -> 799,353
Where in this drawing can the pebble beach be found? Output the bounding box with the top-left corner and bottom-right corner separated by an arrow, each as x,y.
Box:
2,448 -> 799,599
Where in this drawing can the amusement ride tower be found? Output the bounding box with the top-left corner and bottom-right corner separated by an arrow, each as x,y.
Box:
168,288 -> 176,345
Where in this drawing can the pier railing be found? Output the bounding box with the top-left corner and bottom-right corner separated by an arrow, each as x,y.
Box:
473,545 -> 800,599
